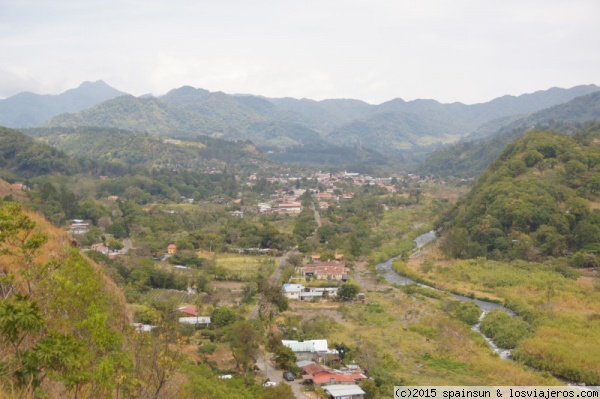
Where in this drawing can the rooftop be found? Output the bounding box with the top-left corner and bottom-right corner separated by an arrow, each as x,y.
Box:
322,384 -> 366,397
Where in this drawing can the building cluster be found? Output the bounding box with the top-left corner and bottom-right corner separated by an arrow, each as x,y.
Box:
282,256 -> 349,301
281,339 -> 367,399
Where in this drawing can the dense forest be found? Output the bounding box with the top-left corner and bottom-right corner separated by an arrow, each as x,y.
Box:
436,123 -> 600,262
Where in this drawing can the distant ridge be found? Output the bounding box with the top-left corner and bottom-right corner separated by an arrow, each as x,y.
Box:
17,81 -> 600,159
421,91 -> 600,177
0,80 -> 127,128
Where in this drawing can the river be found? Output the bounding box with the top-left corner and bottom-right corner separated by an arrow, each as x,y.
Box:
375,231 -> 514,358
378,231 -> 600,387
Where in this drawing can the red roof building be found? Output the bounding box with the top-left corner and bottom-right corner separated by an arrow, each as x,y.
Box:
177,305 -> 198,316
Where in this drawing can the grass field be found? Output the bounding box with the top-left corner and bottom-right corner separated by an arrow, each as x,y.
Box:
271,217 -> 296,235
141,288 -> 198,305
397,244 -> 600,385
286,265 -> 559,386
205,253 -> 277,281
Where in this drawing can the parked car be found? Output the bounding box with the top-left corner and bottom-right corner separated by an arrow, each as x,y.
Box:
263,381 -> 277,387
283,371 -> 294,381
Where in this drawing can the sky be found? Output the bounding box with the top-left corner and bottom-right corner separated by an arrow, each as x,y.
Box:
1,0 -> 599,104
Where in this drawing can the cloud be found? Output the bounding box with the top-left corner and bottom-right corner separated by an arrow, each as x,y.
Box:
0,67 -> 39,98
0,0 -> 599,103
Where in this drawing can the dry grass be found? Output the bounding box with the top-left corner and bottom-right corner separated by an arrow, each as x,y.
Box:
281,259 -> 557,386
0,178 -> 28,202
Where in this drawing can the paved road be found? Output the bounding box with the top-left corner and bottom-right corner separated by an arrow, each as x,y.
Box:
256,355 -> 308,399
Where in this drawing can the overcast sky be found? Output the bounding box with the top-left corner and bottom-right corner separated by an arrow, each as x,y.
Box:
1,0 -> 599,104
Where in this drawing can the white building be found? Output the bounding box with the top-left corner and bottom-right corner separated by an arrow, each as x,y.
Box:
322,384 -> 365,399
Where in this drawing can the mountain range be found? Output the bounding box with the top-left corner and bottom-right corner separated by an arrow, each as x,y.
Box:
421,91 -> 600,177
0,80 -> 126,128
2,81 -> 600,168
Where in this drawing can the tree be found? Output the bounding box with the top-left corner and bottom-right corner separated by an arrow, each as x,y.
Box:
286,253 -> 303,268
273,344 -> 296,370
333,342 -> 351,360
211,306 -> 240,328
262,284 -> 289,312
106,237 -> 124,252
226,321 -> 261,374
263,383 -> 294,399
337,282 -> 360,301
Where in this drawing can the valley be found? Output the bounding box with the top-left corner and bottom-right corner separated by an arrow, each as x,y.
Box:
0,83 -> 599,398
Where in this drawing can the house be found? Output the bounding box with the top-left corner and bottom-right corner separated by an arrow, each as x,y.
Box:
230,210 -> 244,218
68,221 -> 89,235
258,203 -> 272,213
300,287 -> 338,300
301,265 -> 348,281
177,305 -> 198,316
276,203 -> 302,214
178,316 -> 211,326
131,323 -> 156,333
282,284 -> 304,300
167,244 -> 177,254
90,243 -> 109,254
298,361 -> 367,386
282,339 -> 338,362
282,284 -> 339,301
322,384 -> 365,399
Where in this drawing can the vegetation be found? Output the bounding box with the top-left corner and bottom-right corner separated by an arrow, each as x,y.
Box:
2,87 -> 600,395
437,125 -> 600,261
479,310 -> 531,349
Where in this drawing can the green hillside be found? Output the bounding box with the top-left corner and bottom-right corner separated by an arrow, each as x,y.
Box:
435,124 -> 600,261
25,126 -> 278,173
422,91 -> 600,177
0,126 -> 81,179
41,84 -> 600,160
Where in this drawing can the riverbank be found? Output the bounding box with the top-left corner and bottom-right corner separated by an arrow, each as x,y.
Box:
378,233 -> 600,385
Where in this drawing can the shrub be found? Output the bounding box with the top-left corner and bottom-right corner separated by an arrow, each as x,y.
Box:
480,309 -> 532,349
446,300 -> 481,326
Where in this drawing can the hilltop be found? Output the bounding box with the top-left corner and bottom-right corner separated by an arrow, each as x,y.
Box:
435,124 -> 600,261
0,80 -> 126,128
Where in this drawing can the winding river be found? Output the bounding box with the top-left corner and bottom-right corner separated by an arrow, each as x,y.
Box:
375,231 -> 514,359
378,232 -> 600,389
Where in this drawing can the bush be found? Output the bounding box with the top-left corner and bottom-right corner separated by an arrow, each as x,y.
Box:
446,300 -> 481,326
480,309 -> 532,349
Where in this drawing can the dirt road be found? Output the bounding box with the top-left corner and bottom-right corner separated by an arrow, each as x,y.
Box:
249,250 -> 295,320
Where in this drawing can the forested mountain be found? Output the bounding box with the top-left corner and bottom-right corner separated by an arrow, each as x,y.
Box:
40,83 -> 599,158
435,124 -> 600,261
421,91 -> 600,177
0,80 -> 125,128
0,126 -> 82,179
25,126 -> 278,173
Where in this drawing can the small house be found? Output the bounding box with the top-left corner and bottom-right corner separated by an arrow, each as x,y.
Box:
167,244 -> 177,254
322,384 -> 365,399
